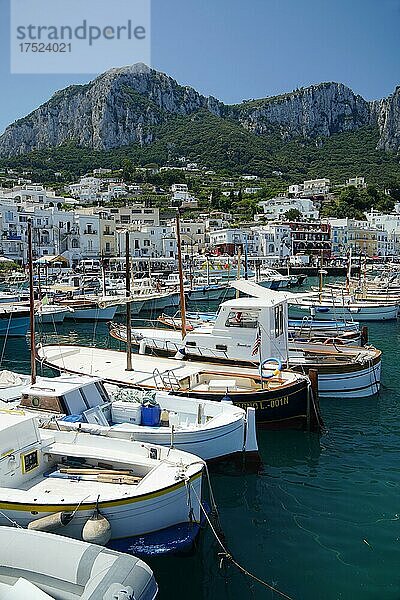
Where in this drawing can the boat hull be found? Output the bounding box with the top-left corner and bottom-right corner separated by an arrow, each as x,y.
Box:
288,303 -> 398,321
0,472 -> 203,550
291,357 -> 381,398
186,286 -> 235,303
177,378 -> 320,432
36,310 -> 68,324
107,419 -> 248,462
65,305 -> 118,321
0,315 -> 30,337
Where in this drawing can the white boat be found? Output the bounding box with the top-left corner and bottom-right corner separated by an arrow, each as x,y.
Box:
257,268 -> 291,289
35,304 -> 72,324
0,526 -> 157,599
56,297 -> 119,321
13,374 -> 258,462
36,344 -> 320,431
108,281 -> 381,399
288,295 -> 399,321
0,411 -> 204,554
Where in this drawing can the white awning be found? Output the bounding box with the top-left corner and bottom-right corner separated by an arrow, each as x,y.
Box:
229,279 -> 317,304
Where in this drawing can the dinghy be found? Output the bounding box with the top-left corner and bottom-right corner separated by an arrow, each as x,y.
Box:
0,411 -> 204,555
0,526 -> 157,599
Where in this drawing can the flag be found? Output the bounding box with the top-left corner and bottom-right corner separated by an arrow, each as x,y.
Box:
252,328 -> 261,356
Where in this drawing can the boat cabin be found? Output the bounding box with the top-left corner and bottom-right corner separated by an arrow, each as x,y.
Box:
20,376 -> 108,416
184,296 -> 289,363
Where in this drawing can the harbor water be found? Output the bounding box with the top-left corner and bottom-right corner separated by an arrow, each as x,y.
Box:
3,286 -> 400,599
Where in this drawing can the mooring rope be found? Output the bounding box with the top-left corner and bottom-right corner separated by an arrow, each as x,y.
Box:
187,478 -> 295,600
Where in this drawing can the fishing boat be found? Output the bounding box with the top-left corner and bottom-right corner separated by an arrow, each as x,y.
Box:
0,526 -> 158,599
36,344 -> 320,430
257,268 -> 291,289
0,304 -> 30,337
35,303 -> 73,324
0,410 -> 204,554
288,296 -> 399,321
108,281 -> 381,399
55,297 -> 119,321
10,373 -> 258,462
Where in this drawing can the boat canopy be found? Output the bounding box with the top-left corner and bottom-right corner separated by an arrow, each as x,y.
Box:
229,279 -> 316,303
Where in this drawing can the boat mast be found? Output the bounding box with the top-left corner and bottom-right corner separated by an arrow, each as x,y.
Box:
125,231 -> 133,371
236,244 -> 242,299
346,248 -> 352,294
244,233 -> 249,280
101,252 -> 107,297
175,208 -> 187,339
318,250 -> 324,303
28,220 -> 36,384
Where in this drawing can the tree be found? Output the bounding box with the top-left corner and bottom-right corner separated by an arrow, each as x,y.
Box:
283,208 -> 303,221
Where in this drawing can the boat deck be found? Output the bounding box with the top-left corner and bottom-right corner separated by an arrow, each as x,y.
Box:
38,345 -> 263,386
17,471 -> 136,502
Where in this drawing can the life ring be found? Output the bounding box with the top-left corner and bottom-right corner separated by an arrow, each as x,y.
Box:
260,357 -> 282,380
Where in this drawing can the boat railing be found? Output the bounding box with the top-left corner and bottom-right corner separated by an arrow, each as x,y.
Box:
152,368 -> 182,391
152,368 -> 163,390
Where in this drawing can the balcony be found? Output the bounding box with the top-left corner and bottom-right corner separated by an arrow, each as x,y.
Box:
83,229 -> 97,235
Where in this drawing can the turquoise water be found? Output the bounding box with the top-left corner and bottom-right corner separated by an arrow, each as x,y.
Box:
3,287 -> 400,600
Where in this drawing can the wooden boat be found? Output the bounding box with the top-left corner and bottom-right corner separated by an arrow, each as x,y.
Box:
0,526 -> 158,599
36,344 -> 321,432
0,411 -> 204,554
13,374 -> 258,462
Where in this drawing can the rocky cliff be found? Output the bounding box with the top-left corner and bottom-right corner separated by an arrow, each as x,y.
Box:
376,87 -> 400,152
0,63 -> 222,156
0,63 -> 399,157
233,83 -> 373,140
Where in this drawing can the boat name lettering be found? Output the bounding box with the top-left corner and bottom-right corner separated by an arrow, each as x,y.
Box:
235,396 -> 289,410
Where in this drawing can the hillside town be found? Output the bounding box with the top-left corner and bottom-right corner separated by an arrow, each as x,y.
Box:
0,166 -> 398,268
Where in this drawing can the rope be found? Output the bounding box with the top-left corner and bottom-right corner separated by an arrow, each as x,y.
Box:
0,311 -> 13,368
187,479 -> 294,600
0,510 -> 23,528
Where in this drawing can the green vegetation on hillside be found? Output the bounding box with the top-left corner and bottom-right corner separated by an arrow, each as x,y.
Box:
0,112 -> 399,189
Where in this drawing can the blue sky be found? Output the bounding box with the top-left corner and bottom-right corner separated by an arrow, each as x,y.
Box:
0,0 -> 399,133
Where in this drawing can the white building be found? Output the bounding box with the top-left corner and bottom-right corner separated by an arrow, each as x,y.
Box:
288,178 -> 330,197
346,177 -> 366,189
254,223 -> 292,257
303,178 -> 330,195
258,197 -> 319,220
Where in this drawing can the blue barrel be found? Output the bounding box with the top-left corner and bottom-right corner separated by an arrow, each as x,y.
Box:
141,404 -> 161,426
61,414 -> 82,423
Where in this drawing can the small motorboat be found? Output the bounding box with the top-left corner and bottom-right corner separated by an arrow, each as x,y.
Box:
37,343 -> 321,432
0,526 -> 158,599
15,373 -> 258,462
0,411 -> 204,555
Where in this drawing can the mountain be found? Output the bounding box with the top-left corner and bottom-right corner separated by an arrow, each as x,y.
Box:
0,64 -> 223,156
0,64 -> 399,183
